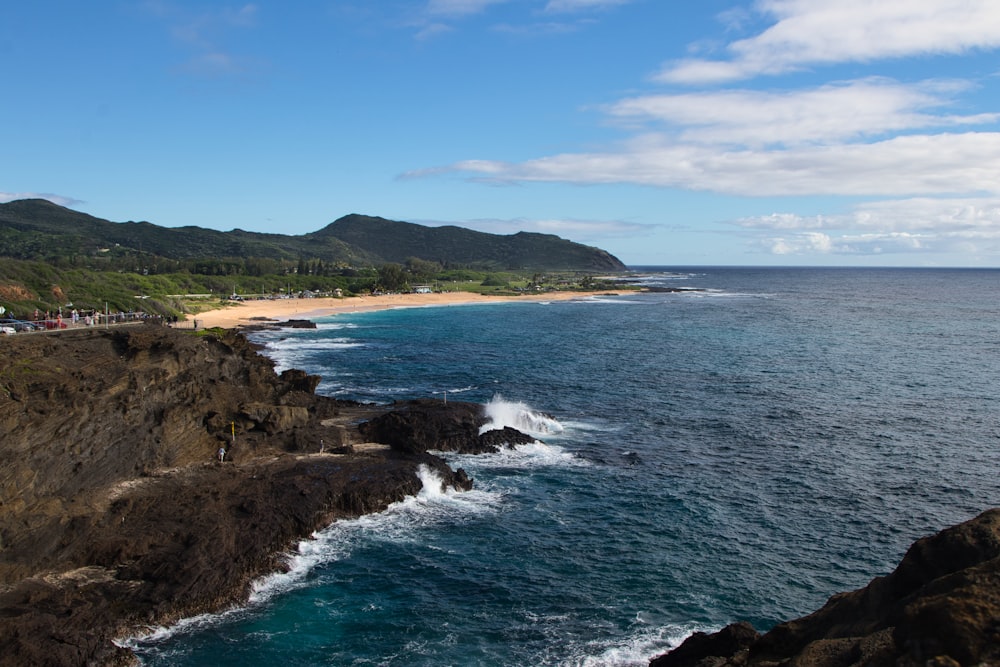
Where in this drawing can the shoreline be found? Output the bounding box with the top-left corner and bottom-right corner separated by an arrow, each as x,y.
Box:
189,290 -> 625,329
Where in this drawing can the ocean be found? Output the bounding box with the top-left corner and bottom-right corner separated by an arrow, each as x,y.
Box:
127,267 -> 1000,666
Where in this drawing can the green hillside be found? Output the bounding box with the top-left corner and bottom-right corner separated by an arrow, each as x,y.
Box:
0,199 -> 628,318
0,200 -> 625,271
311,214 -> 627,271
0,199 -> 376,266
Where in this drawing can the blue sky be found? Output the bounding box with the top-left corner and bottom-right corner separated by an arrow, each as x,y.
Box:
4,1 -> 1000,266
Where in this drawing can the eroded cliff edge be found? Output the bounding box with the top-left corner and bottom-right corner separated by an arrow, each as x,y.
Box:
0,325 -> 477,666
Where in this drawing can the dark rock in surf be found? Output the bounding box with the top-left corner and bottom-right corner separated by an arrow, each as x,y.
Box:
282,319 -> 317,329
649,622 -> 759,667
478,426 -> 536,451
648,508 -> 1000,667
359,398 -> 537,455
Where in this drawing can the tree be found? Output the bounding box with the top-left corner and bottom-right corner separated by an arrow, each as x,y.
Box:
376,263 -> 409,292
404,257 -> 441,282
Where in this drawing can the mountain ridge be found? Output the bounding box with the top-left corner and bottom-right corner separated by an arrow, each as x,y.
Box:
0,199 -> 626,271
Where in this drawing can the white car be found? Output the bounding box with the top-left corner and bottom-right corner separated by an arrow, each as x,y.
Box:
0,326 -> 16,335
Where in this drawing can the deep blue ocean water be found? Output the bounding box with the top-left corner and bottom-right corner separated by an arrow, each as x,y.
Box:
127,267 -> 1000,666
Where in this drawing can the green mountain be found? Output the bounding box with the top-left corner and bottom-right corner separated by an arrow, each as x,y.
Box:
0,199 -> 375,266
0,200 -> 626,271
310,214 -> 625,271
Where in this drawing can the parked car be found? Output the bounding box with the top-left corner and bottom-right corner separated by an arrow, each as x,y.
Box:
0,318 -> 37,332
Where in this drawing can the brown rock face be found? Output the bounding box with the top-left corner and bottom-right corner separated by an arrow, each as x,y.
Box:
0,325 -> 474,666
649,508 -> 1000,667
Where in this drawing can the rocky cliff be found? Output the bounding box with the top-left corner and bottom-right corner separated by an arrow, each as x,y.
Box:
650,508 -> 1000,667
0,325 -> 479,666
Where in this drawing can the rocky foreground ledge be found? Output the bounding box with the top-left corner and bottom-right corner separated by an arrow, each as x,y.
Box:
0,325 -> 519,666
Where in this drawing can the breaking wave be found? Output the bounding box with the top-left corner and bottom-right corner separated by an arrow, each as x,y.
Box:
478,395 -> 565,437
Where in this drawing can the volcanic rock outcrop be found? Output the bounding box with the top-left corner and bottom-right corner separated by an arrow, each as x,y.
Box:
649,508 -> 1000,667
359,398 -> 537,455
0,325 -> 476,666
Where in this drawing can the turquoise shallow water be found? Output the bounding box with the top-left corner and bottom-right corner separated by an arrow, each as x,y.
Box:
128,267 -> 1000,666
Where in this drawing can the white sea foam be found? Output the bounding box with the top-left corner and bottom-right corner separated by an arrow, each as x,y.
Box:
247,466 -> 497,600
627,271 -> 700,284
577,296 -> 642,305
247,326 -> 365,373
479,395 -> 565,437
444,439 -> 590,473
563,622 -> 703,667
118,609 -> 241,650
431,384 -> 478,399
555,418 -> 621,435
675,288 -> 772,300
120,465 -> 500,651
262,336 -> 364,354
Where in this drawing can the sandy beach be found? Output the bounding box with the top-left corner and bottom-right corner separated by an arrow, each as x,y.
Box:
190,291 -> 620,329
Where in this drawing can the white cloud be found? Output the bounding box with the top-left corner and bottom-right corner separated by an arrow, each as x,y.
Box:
766,231 -> 935,256
607,78 -> 997,146
544,0 -> 633,12
853,197 -> 1000,232
178,52 -> 246,77
425,0 -> 509,17
413,0 -> 633,37
738,212 -> 831,230
419,216 -> 656,240
492,21 -> 584,36
415,22 -> 454,40
741,197 -> 1000,232
518,217 -> 655,238
420,73 -> 1000,198
447,131 -> 1000,197
405,1 -> 1000,265
657,0 -> 1000,84
142,2 -> 260,76
769,231 -> 833,254
741,197 -> 1000,257
423,0 -> 632,16
154,2 -> 258,46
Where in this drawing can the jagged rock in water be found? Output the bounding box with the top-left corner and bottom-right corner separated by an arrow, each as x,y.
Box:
358,398 -> 537,454
650,622 -> 760,667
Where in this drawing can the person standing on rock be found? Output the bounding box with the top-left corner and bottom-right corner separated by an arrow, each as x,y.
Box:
218,446 -> 226,462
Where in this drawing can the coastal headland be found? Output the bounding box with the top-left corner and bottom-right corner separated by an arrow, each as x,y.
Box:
0,322 -> 523,665
1,297 -> 998,666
